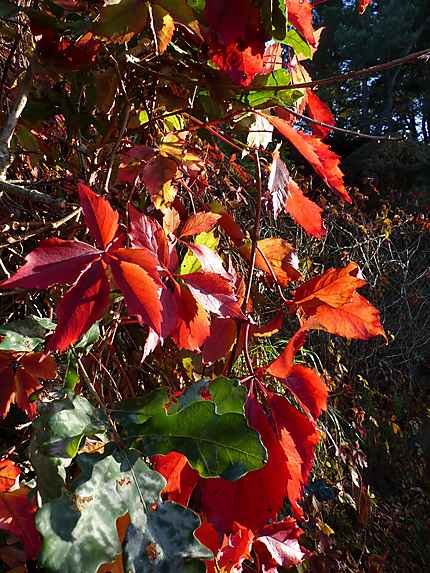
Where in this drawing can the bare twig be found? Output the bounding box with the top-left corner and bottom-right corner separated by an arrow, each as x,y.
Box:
0,179 -> 66,207
251,48 -> 430,92
0,55 -> 34,178
0,207 -> 81,250
284,106 -> 405,141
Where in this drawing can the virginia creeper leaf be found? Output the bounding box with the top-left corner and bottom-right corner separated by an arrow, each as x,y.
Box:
0,486 -> 41,559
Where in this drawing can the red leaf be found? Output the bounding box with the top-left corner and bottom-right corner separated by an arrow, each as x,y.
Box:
204,0 -> 266,47
305,90 -> 334,139
266,325 -> 312,379
0,238 -> 98,290
265,114 -> 351,202
195,522 -> 220,573
268,154 -> 289,220
0,352 -> 56,418
217,522 -> 254,573
287,0 -> 316,47
128,205 -> 174,270
109,252 -> 162,334
270,394 -> 320,485
199,394 -> 302,532
0,486 -> 41,559
180,212 -> 221,237
284,364 -> 327,418
217,211 -> 245,245
184,243 -> 230,279
210,43 -> 264,86
285,178 -> 326,238
0,460 -> 20,493
47,261 -> 110,352
201,318 -> 238,364
171,283 -> 210,351
181,272 -> 243,319
141,155 -> 178,197
253,518 -> 305,572
311,292 -> 386,340
293,262 -> 366,315
358,0 -> 372,14
151,452 -> 199,507
78,182 -> 119,249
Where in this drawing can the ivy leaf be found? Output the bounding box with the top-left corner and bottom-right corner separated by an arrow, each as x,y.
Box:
30,390 -> 107,501
199,393 -> 319,532
36,447 -> 211,573
131,399 -> 266,479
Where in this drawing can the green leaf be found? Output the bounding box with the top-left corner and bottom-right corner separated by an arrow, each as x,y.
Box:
113,388 -> 169,425
126,399 -> 267,479
272,0 -> 287,41
95,0 -> 148,40
242,69 -> 303,109
30,391 -> 107,501
75,322 -> 100,349
280,29 -> 313,60
0,315 -> 55,351
179,230 -> 219,275
36,447 -> 211,573
209,377 -> 247,415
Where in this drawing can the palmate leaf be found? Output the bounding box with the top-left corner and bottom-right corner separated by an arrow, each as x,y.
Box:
116,379 -> 267,479
36,446 -> 211,573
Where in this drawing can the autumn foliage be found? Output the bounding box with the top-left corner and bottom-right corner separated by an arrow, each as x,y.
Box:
0,1 -> 385,572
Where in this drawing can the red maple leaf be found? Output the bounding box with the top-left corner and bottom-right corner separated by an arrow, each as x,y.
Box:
1,184 -> 163,352
0,351 -> 56,418
0,486 -> 41,560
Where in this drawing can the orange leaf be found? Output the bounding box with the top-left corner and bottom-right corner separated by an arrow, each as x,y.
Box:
0,486 -> 41,560
217,522 -> 254,572
287,0 -> 316,47
0,460 -> 20,493
180,212 -> 221,237
264,114 -> 351,202
285,178 -> 326,238
0,352 -> 56,418
311,292 -> 386,340
97,514 -> 130,573
240,238 -> 301,287
284,364 -> 328,418
305,90 -> 334,139
358,0 -> 372,14
266,325 -> 309,379
293,262 -> 366,315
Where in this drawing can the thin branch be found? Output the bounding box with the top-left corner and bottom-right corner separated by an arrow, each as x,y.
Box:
251,47 -> 430,92
0,55 -> 34,178
284,106 -> 405,141
0,32 -> 20,107
0,179 -> 66,207
0,207 -> 81,250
